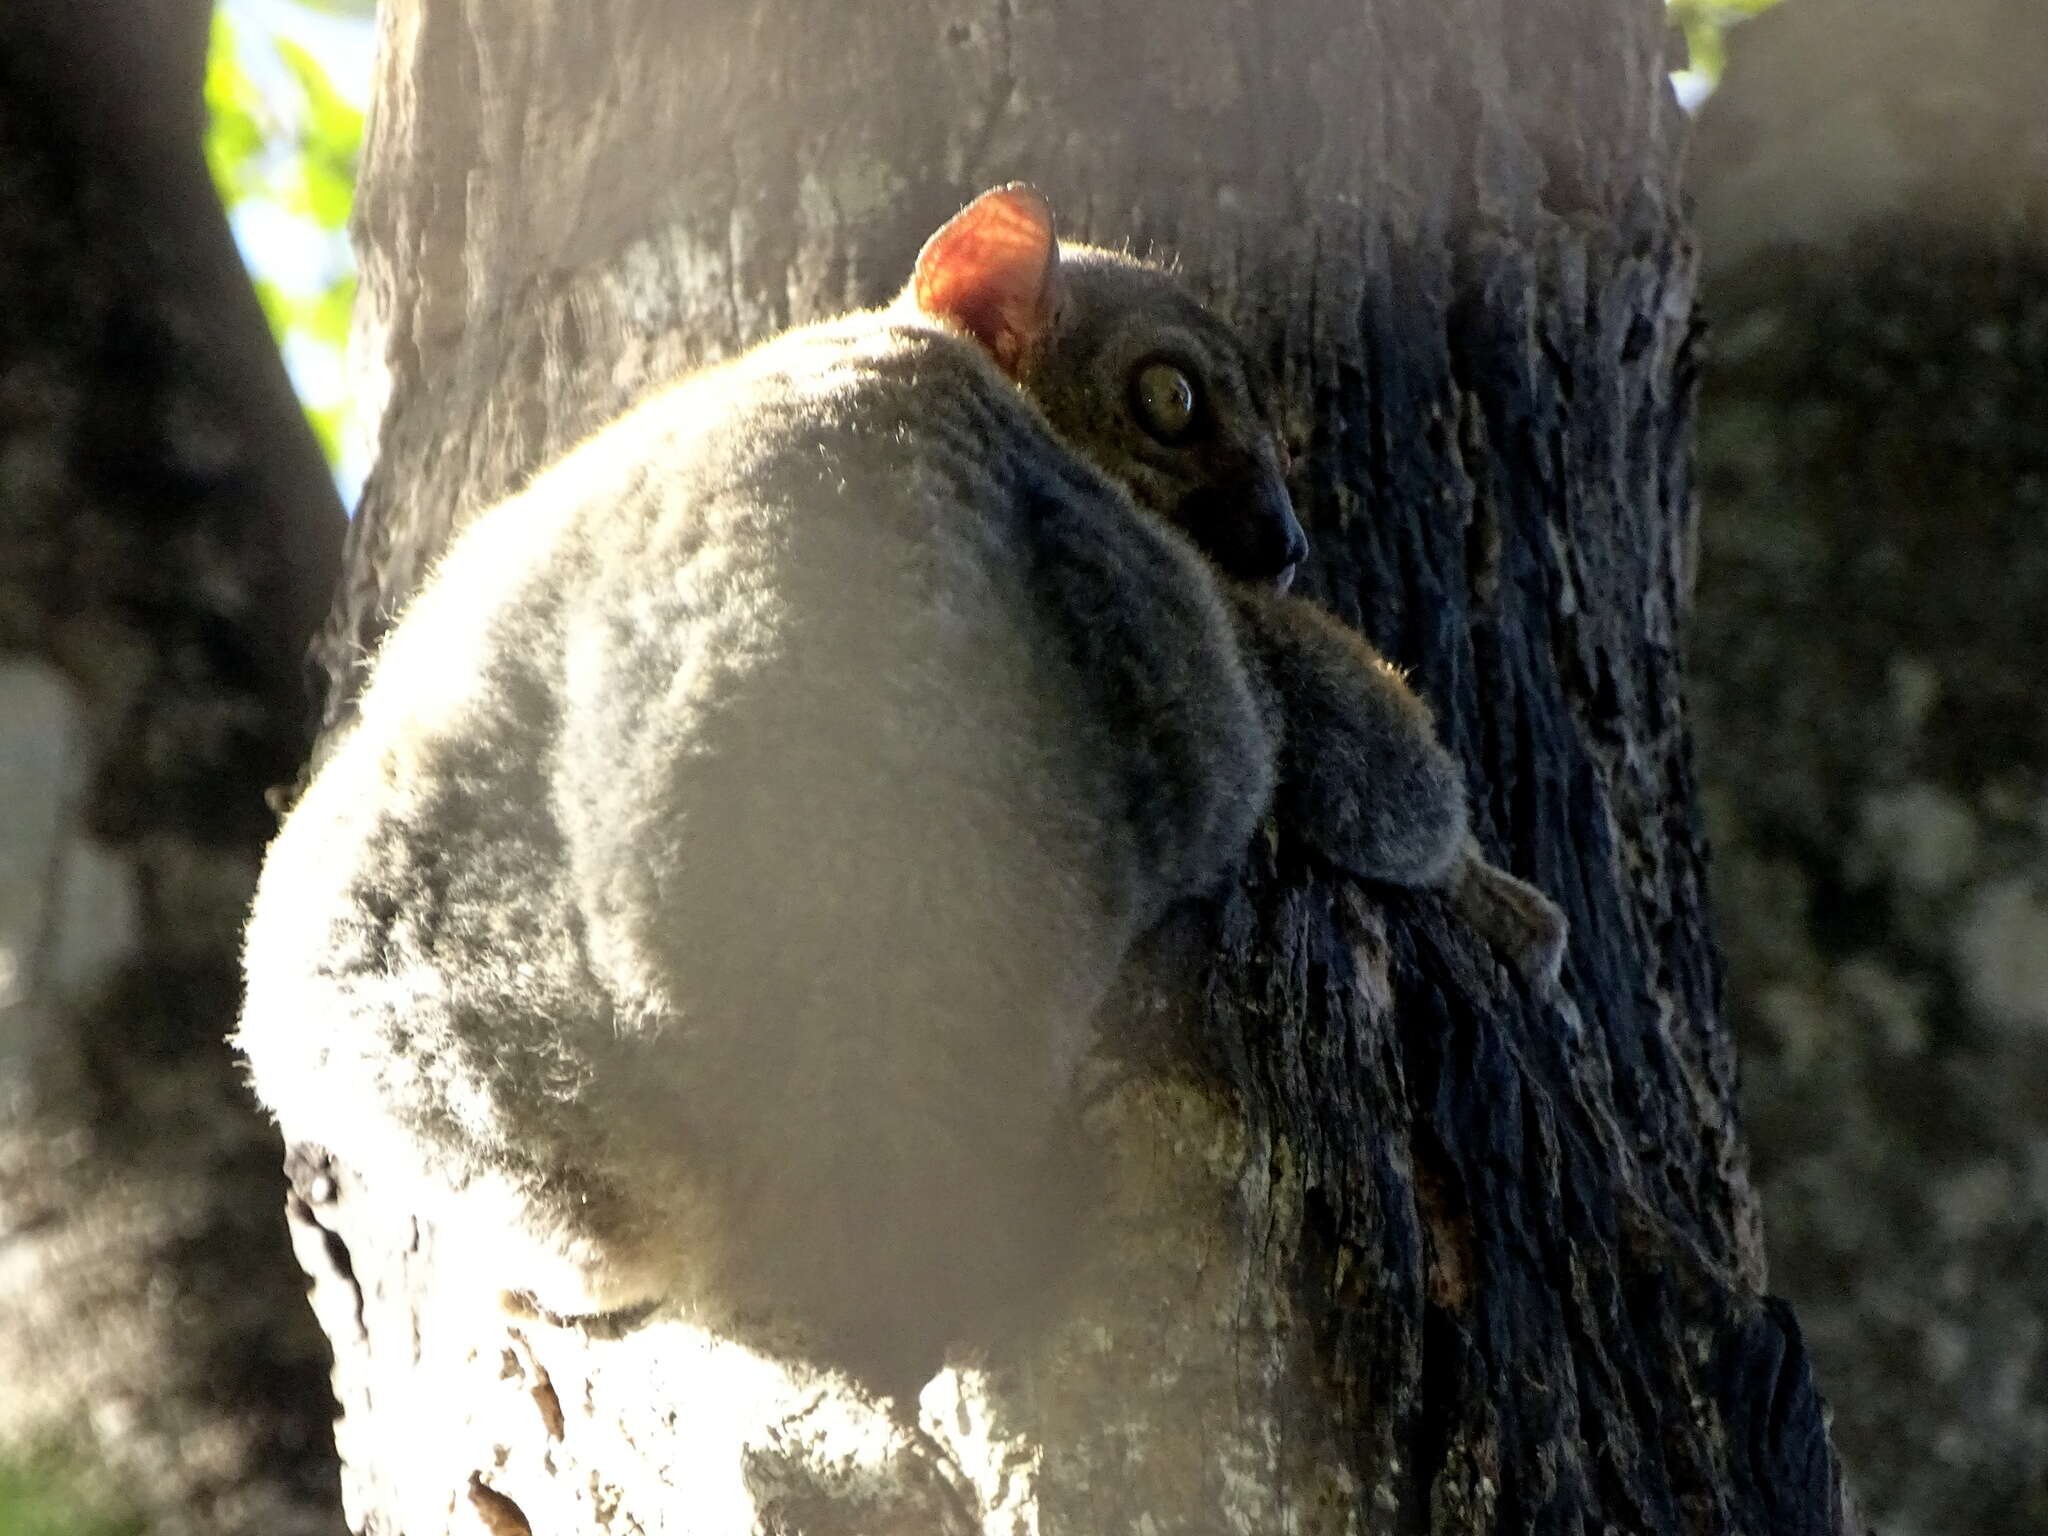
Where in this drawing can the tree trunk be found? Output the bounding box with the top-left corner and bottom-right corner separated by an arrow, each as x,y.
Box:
295,0 -> 1855,1529
1690,3 -> 2048,1532
0,0 -> 346,1531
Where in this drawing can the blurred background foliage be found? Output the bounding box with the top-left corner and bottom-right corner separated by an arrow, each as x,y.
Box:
203,0 -> 372,492
0,5 -> 368,1522
0,1448 -> 143,1536
1669,0 -> 1783,101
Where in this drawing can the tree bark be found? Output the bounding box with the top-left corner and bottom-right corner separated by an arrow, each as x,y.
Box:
296,0 -> 1855,1529
0,0 -> 347,1531
1690,3 -> 2048,1532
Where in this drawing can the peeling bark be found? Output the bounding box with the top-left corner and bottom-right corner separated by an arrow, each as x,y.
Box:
298,1 -> 1855,1530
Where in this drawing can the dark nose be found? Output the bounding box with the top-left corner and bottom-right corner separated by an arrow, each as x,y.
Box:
1174,474 -> 1308,588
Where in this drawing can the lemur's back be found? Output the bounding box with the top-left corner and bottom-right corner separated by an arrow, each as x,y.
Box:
240,304 -> 1272,1378
239,183 -> 1563,1391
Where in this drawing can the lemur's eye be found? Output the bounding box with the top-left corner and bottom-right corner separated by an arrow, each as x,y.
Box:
1130,361 -> 1197,442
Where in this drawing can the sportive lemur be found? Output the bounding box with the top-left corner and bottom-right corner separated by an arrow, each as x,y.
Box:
239,184 -> 1565,1385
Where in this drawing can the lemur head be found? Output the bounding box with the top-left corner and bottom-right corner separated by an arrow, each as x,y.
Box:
905,183 -> 1307,590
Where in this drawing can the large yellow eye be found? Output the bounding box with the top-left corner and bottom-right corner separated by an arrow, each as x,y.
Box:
1131,361 -> 1197,442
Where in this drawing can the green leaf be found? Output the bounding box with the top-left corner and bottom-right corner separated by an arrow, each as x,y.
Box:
202,5 -> 367,474
306,399 -> 350,463
1668,0 -> 1785,85
276,37 -> 365,231
306,272 -> 360,350
202,13 -> 270,204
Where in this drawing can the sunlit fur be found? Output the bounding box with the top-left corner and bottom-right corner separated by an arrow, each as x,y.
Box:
239,228 -> 1561,1390
239,311 -> 1275,1381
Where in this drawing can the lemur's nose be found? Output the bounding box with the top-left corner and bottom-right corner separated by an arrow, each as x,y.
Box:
1170,467 -> 1306,588
1276,520 -> 1311,590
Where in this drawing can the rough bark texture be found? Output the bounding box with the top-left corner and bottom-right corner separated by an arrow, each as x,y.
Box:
1690,3 -> 2048,1532
292,0 -> 1853,1530
0,0 -> 346,1529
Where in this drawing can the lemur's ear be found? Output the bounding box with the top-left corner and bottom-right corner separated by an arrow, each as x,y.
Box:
910,183 -> 1061,378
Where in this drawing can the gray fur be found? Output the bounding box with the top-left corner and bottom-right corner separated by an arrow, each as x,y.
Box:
1230,585 -> 1467,885
1227,586 -> 1568,988
239,233 -> 1562,1386
1016,246 -> 1563,987
240,313 -> 1272,1378
1024,248 -> 1307,586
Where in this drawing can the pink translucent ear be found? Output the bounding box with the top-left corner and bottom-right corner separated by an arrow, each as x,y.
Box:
910,183 -> 1061,377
